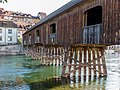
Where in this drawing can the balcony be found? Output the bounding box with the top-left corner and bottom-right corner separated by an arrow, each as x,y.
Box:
23,41 -> 27,45
49,33 -> 56,38
49,33 -> 56,43
28,40 -> 31,45
35,37 -> 39,43
83,24 -> 102,44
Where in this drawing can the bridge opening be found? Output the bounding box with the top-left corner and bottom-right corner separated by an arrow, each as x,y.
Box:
23,36 -> 26,45
50,23 -> 56,34
35,30 -> 40,43
29,34 -> 31,44
50,23 -> 56,43
83,6 -> 102,44
84,6 -> 102,26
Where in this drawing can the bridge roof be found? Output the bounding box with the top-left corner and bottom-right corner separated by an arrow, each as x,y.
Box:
25,0 -> 83,34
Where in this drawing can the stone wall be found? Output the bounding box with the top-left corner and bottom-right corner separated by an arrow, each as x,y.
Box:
0,45 -> 24,55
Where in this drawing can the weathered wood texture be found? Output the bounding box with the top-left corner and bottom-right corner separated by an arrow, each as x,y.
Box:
23,0 -> 117,78
23,0 -> 120,46
102,0 -> 120,44
61,45 -> 107,77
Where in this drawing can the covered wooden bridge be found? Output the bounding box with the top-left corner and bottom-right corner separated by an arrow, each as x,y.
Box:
23,0 -> 120,78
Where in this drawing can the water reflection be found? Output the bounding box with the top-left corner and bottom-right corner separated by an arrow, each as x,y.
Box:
29,76 -> 106,90
106,51 -> 120,90
0,52 -> 120,90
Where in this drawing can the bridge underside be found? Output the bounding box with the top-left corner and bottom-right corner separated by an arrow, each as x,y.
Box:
24,44 -> 107,78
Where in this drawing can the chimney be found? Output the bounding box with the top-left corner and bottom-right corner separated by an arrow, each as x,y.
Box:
37,12 -> 47,19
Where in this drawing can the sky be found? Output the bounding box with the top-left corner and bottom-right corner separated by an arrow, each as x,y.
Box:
0,0 -> 71,16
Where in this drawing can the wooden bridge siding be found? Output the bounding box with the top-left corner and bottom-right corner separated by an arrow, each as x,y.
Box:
57,17 -> 62,44
38,26 -> 41,44
41,25 -> 45,44
34,26 -> 40,44
56,0 -> 103,45
31,30 -> 35,45
56,0 -> 120,45
56,7 -> 82,45
24,32 -> 29,46
26,30 -> 35,45
47,23 -> 51,44
102,0 -> 120,44
22,0 -> 120,78
119,0 -> 120,42
23,0 -> 120,46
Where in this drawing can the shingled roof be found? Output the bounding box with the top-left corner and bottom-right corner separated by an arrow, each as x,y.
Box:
29,0 -> 83,31
0,20 -> 17,28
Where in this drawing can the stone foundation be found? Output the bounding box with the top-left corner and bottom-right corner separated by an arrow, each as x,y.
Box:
0,45 -> 24,56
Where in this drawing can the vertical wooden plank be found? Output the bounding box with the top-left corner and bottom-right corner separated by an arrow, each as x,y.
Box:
61,47 -> 64,65
78,47 -> 82,77
118,0 -> 120,43
83,47 -> 87,77
51,47 -> 54,65
47,47 -> 50,65
70,13 -> 73,44
40,46 -> 42,63
58,47 -> 61,66
67,13 -> 70,45
112,0 -> 116,43
68,47 -> 73,77
60,18 -> 62,45
49,47 -> 51,65
97,48 -> 102,76
92,48 -> 97,76
88,48 -> 91,77
55,47 -> 57,66
101,48 -> 107,76
115,0 -> 119,44
62,47 -> 68,77
73,47 -> 77,77
42,47 -> 45,65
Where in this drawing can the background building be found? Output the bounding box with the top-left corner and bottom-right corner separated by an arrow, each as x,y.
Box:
0,8 -> 46,44
0,20 -> 17,45
0,8 -> 46,55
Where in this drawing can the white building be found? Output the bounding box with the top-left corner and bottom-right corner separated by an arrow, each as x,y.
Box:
0,20 -> 18,45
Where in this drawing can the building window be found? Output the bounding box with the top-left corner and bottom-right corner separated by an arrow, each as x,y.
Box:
23,36 -> 26,45
84,6 -> 102,26
8,36 -> 12,41
8,29 -> 12,34
29,34 -> 31,44
0,36 -> 2,41
0,29 -> 2,33
50,23 -> 56,44
35,30 -> 40,43
50,23 -> 56,34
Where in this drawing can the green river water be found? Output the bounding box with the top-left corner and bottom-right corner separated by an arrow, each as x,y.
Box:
0,52 -> 120,90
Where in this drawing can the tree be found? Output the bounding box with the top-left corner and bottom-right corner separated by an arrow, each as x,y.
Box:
0,0 -> 7,3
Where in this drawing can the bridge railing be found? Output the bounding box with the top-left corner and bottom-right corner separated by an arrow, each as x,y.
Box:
83,24 -> 102,44
35,37 -> 40,43
49,33 -> 56,43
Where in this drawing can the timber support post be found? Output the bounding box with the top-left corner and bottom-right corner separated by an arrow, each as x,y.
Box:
62,47 -> 68,77
61,44 -> 107,78
25,44 -> 107,78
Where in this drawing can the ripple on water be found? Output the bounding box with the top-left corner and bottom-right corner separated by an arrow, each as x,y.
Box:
0,54 -> 120,90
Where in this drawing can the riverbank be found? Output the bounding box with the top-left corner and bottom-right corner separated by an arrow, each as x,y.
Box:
0,45 -> 24,56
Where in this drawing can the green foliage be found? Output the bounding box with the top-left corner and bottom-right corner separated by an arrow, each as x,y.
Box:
18,38 -> 22,44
